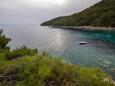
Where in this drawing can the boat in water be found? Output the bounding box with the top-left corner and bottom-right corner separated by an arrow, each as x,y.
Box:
79,41 -> 87,45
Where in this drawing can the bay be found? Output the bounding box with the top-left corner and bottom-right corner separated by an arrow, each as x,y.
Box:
1,25 -> 115,79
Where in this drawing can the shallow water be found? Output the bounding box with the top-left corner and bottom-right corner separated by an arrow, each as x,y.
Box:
1,25 -> 115,79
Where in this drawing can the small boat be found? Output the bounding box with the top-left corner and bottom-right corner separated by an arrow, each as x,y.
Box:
79,41 -> 87,45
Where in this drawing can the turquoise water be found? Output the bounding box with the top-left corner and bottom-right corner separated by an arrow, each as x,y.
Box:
1,25 -> 115,79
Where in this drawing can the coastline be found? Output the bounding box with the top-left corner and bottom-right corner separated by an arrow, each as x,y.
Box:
49,26 -> 115,32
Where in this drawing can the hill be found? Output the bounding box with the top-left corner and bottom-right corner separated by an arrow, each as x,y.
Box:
41,0 -> 115,28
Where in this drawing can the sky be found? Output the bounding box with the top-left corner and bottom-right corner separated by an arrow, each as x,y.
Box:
0,0 -> 101,25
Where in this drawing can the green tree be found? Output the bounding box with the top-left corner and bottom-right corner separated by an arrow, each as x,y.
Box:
0,30 -> 11,48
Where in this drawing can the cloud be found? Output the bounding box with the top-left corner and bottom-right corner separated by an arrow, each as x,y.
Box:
0,0 -> 67,9
0,0 -> 101,25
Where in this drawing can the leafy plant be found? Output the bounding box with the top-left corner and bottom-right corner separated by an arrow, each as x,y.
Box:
0,30 -> 11,48
6,45 -> 38,60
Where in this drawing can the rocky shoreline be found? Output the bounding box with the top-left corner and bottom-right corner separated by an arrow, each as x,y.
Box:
50,26 -> 115,32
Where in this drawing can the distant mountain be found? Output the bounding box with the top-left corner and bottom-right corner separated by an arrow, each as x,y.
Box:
41,0 -> 115,28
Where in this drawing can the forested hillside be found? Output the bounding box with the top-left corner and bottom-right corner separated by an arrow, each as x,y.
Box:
41,0 -> 115,27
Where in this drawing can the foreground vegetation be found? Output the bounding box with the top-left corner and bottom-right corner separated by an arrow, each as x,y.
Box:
41,0 -> 115,27
0,30 -> 114,86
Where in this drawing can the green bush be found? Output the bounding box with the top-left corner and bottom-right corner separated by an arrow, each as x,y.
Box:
6,45 -> 38,60
0,55 -> 114,86
0,30 -> 11,48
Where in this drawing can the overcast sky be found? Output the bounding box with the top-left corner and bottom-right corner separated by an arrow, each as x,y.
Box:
0,0 -> 101,25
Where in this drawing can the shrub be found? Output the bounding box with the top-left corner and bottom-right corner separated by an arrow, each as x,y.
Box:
6,45 -> 38,60
0,55 -> 114,86
0,30 -> 11,48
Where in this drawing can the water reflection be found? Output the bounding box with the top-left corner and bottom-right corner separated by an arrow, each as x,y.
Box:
51,29 -> 65,53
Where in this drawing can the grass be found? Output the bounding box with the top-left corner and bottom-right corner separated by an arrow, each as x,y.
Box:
0,53 -> 114,86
